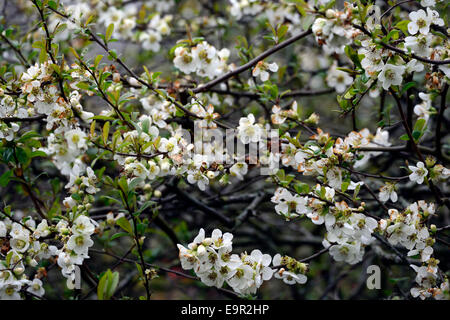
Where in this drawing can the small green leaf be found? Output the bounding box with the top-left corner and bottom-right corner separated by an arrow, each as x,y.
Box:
116,217 -> 133,234
0,170 -> 13,187
102,121 -> 110,145
105,24 -> 114,42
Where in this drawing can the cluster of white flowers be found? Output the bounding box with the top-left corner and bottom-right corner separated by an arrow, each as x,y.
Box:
377,201 -> 448,300
229,0 -> 264,20
0,218 -> 50,299
0,211 -> 97,299
229,0 -> 303,35
381,202 -> 435,263
49,1 -> 173,52
56,215 -> 97,288
0,61 -> 93,179
272,185 -> 377,265
312,1 -> 448,101
1,0 -> 449,301
410,263 -> 448,300
408,160 -> 449,185
276,126 -> 391,182
312,6 -> 359,54
178,228 -> 308,295
137,14 -> 172,53
173,42 -> 231,78
407,7 -> 444,36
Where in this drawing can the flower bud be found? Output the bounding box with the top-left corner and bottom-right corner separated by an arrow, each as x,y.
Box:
113,73 -> 121,82
325,9 -> 336,18
203,237 -> 212,246
153,190 -> 162,198
128,77 -> 141,87
106,212 -> 115,225
305,113 -> 319,125
206,171 -> 215,179
425,156 -> 436,168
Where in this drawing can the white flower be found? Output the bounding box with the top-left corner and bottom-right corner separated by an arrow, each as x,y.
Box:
420,246 -> 433,262
326,167 -> 342,190
67,233 -> 94,255
405,35 -> 432,57
139,30 -> 162,52
426,8 -> 444,27
274,269 -> 307,285
379,183 -> 398,203
361,49 -> 385,77
252,61 -> 278,82
274,191 -> 308,220
272,254 -> 307,285
409,161 -> 428,184
26,278 -> 45,297
420,0 -> 436,7
408,10 -> 432,35
378,64 -> 405,90
329,243 -> 362,265
366,5 -> 381,31
326,63 -> 353,93
177,244 -> 197,270
0,281 -> 22,300
210,229 -> 233,252
414,92 -> 433,122
405,59 -> 424,74
187,170 -> 209,191
158,137 -> 180,156
72,215 -> 96,235
10,235 -> 30,253
229,162 -> 248,180
386,222 -> 416,246
33,219 -> 51,239
64,129 -> 87,152
173,47 -> 198,74
237,113 -> 262,144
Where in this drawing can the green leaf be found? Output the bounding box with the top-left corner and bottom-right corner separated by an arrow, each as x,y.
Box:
15,147 -> 29,165
116,217 -> 133,234
395,20 -> 410,34
276,24 -> 289,42
294,182 -> 309,194
106,271 -> 119,299
399,134 -> 410,141
110,232 -> 129,240
69,47 -> 79,59
102,121 -> 110,145
97,269 -> 119,300
401,81 -> 416,94
412,130 -> 421,141
341,181 -> 350,192
0,170 -> 13,187
30,150 -> 47,158
413,118 -> 426,132
344,45 -> 362,69
105,24 -> 114,42
94,54 -> 103,68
